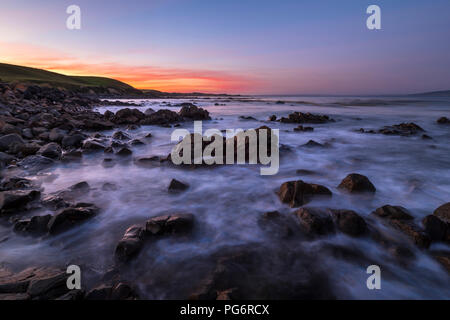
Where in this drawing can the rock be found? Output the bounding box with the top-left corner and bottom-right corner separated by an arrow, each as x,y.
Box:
0,177 -> 33,191
61,134 -> 85,148
146,213 -> 194,236
134,156 -> 161,167
22,128 -> 34,139
372,205 -> 413,220
14,215 -> 52,235
115,225 -> 146,262
144,108 -> 155,115
0,190 -> 40,214
378,122 -> 424,136
48,128 -> 65,142
37,143 -> 62,159
130,139 -> 144,146
112,131 -> 130,140
329,209 -> 367,236
301,140 -> 324,148
278,180 -> 332,207
141,109 -> 182,125
280,112 -> 333,124
387,219 -> 431,248
433,203 -> 450,222
0,133 -> 24,152
102,182 -> 117,191
422,134 -> 432,140
85,282 -> 137,300
168,179 -> 189,191
112,108 -> 145,125
294,207 -> 335,235
47,203 -> 99,234
0,267 -> 69,300
257,211 -> 294,239
0,152 -> 15,167
337,173 -> 376,193
294,125 -> 314,132
116,147 -> 132,156
437,117 -> 449,124
268,115 -> 277,121
102,158 -> 116,168
61,150 -> 82,162
178,104 -> 211,120
82,140 -> 105,151
239,116 -> 257,121
422,215 -> 449,242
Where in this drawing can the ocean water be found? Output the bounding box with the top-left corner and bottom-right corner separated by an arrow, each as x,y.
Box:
1,95 -> 449,299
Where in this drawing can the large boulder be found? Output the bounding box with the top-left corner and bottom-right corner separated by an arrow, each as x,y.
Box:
141,109 -> 182,125
337,173 -> 376,194
278,180 -> 332,207
115,225 -> 146,262
112,108 -> 145,125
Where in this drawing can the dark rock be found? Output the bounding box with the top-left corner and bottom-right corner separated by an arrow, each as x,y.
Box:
278,180 -> 332,207
168,179 -> 189,191
14,214 -> 52,235
141,109 -> 182,125
433,202 -> 450,222
47,203 -> 99,234
280,112 -> 333,124
387,219 -> 431,248
294,125 -> 314,132
115,225 -> 146,262
179,104 -> 211,120
337,173 -> 376,193
268,115 -> 277,121
82,140 -> 105,151
0,190 -> 40,214
378,122 -> 424,136
130,139 -> 144,146
0,133 -> 24,152
112,108 -> 145,125
294,207 -> 335,235
146,213 -> 194,236
48,128 -> 65,142
112,131 -> 130,140
329,209 -> 367,236
37,143 -> 62,159
437,117 -> 449,124
239,116 -> 257,121
144,108 -> 155,115
61,150 -> 82,162
102,182 -> 117,191
257,211 -> 294,239
85,282 -> 137,300
301,140 -> 324,148
116,147 -> 132,156
61,134 -> 85,148
422,134 -> 432,140
372,205 -> 413,220
422,215 -> 449,242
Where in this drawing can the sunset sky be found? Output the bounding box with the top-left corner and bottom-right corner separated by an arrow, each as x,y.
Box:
1,0 -> 450,94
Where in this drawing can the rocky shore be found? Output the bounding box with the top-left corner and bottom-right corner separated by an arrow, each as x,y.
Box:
0,83 -> 449,300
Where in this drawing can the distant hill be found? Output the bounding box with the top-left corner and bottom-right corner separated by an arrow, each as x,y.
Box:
0,63 -> 142,96
411,90 -> 450,97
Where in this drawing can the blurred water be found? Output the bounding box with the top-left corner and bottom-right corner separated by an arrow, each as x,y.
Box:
0,95 -> 449,299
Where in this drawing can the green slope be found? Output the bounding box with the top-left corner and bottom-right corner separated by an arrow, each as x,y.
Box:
0,63 -> 141,94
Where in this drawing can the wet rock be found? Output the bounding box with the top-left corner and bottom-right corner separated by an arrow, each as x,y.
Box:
146,213 -> 194,236
61,134 -> 85,148
0,267 -> 69,300
258,211 -> 295,239
82,140 -> 105,151
422,134 -> 432,140
130,139 -> 144,146
422,215 -> 449,242
329,209 -> 367,237
278,180 -> 332,207
168,179 -> 189,191
134,156 -> 161,167
337,173 -> 376,194
179,104 -> 211,120
437,117 -> 449,124
239,116 -> 257,121
294,125 -> 314,132
294,207 -> 335,236
0,189 -> 41,214
0,176 -> 33,191
102,182 -> 117,191
61,150 -> 82,162
433,202 -> 450,222
47,203 -> 99,234
112,131 -> 130,140
14,214 -> 52,235
116,147 -> 132,156
0,152 -> 15,167
37,142 -> 62,159
144,108 -> 155,115
301,140 -> 324,148
85,282 -> 137,300
378,122 -> 424,136
48,128 -> 65,142
141,109 -> 183,125
0,133 -> 24,152
372,205 -> 413,220
280,112 -> 333,124
115,225 -> 146,262
268,115 -> 277,121
112,108 -> 145,125
102,158 -> 116,168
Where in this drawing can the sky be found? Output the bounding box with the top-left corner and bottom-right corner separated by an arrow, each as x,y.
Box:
1,0 -> 450,94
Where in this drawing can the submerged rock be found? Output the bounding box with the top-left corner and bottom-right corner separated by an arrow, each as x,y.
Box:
278,180 -> 332,207
437,117 -> 449,124
337,173 -> 376,194
294,207 -> 334,236
47,203 -> 99,235
168,179 -> 189,191
0,189 -> 40,214
280,112 -> 333,124
329,209 -> 367,237
422,215 -> 449,242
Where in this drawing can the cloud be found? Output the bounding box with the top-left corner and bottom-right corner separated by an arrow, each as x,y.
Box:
0,41 -> 256,93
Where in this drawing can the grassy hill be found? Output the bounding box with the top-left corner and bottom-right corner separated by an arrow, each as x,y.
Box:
0,63 -> 142,95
